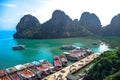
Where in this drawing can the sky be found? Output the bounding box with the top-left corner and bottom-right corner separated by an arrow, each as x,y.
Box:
0,0 -> 120,30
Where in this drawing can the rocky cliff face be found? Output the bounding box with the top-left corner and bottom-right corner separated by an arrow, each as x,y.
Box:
103,14 -> 120,36
39,10 -> 73,38
38,10 -> 92,39
79,12 -> 102,35
14,10 -> 120,39
14,10 -> 92,39
14,14 -> 41,38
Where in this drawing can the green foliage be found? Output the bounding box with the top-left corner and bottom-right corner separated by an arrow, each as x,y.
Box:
87,49 -> 120,80
104,70 -> 120,80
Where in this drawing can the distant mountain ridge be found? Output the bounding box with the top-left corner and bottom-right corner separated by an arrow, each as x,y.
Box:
14,10 -> 120,39
102,14 -> 120,36
79,12 -> 102,35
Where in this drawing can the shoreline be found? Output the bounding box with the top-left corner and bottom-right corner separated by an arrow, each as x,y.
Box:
42,53 -> 100,80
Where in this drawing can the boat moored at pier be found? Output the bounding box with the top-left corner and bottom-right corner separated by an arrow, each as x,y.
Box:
63,52 -> 80,61
23,63 -> 42,79
6,67 -> 23,80
60,54 -> 68,67
63,48 -> 92,61
0,70 -> 11,80
14,64 -> 37,80
36,62 -> 50,76
39,60 -> 56,74
53,56 -> 62,71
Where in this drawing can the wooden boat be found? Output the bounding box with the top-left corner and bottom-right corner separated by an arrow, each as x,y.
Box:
12,45 -> 25,50
63,52 -> 80,61
39,60 -> 56,73
92,42 -> 98,45
0,70 -> 11,80
60,45 -> 76,50
14,64 -> 36,80
0,70 -> 6,78
85,48 -> 92,55
53,56 -> 62,71
24,63 -> 42,79
63,48 -> 92,61
6,67 -> 23,80
0,75 -> 11,80
36,63 -> 50,75
60,54 -> 68,67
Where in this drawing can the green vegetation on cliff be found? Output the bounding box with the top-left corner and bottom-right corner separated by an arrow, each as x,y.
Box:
79,12 -> 102,35
87,49 -> 120,80
14,10 -> 101,39
103,14 -> 120,36
14,10 -> 120,39
14,14 -> 41,39
105,70 -> 120,80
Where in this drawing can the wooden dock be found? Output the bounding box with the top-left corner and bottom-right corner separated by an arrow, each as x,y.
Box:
42,53 -> 100,80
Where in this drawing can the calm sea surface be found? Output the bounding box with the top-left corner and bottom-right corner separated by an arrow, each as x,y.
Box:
0,30 -> 110,69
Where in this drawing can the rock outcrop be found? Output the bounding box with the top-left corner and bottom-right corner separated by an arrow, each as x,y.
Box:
14,10 -> 120,39
14,10 -> 93,39
103,14 -> 120,36
14,14 -> 41,39
79,12 -> 102,35
38,10 -> 92,39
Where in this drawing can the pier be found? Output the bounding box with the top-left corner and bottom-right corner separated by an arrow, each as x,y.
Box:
42,53 -> 100,80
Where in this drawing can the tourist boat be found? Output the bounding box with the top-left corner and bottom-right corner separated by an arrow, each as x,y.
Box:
24,63 -> 42,79
0,70 -> 11,80
14,64 -> 36,80
36,61 -> 50,75
60,45 -> 76,50
92,42 -> 98,45
39,60 -> 56,74
60,54 -> 68,67
6,67 -> 23,80
63,52 -> 80,61
53,56 -> 62,70
64,48 -> 92,61
12,45 -> 25,50
85,48 -> 92,55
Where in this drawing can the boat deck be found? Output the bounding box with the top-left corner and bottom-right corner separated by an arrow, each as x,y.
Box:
42,53 -> 99,80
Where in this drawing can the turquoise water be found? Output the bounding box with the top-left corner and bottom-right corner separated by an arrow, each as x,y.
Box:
0,31 -> 110,69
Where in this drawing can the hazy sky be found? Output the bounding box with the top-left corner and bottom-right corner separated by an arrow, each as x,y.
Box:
0,0 -> 120,30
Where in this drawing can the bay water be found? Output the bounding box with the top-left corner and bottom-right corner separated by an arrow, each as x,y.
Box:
0,30 -> 110,69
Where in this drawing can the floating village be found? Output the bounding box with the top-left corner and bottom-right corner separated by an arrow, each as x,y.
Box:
0,46 -> 100,80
